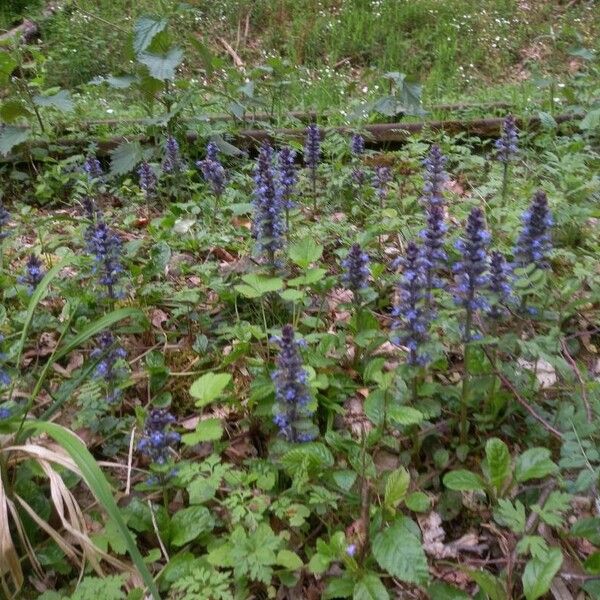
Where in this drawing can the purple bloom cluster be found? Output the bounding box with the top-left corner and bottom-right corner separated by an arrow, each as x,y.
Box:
421,145 -> 447,208
278,147 -> 297,210
253,142 -> 285,263
453,207 -> 490,319
495,115 -> 518,163
341,243 -> 370,296
488,251 -> 513,319
514,190 -> 553,270
18,254 -> 45,294
83,156 -> 103,180
272,325 -> 316,443
197,142 -> 226,198
420,203 -> 447,298
304,123 -> 321,171
86,221 -> 124,299
138,409 -> 180,465
0,200 -> 10,240
137,161 -> 157,199
162,136 -> 183,174
392,241 -> 431,366
0,335 -> 10,388
350,134 -> 365,156
91,331 -> 127,404
0,405 -> 10,419
374,166 -> 391,204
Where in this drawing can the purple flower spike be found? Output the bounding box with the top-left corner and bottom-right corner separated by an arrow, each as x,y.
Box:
392,241 -> 431,366
137,161 -> 157,199
514,190 -> 553,270
495,115 -> 518,163
272,325 -> 317,443
350,134 -> 365,156
0,200 -> 10,240
138,409 -> 180,465
374,166 -> 391,204
162,136 -> 183,173
304,123 -> 321,171
420,203 -> 447,300
197,142 -> 226,198
421,145 -> 447,208
0,335 -> 10,388
18,254 -> 45,294
91,331 -> 127,404
278,147 -> 297,211
488,251 -> 513,319
341,243 -> 370,296
453,207 -> 491,318
84,156 -> 103,180
85,221 -> 124,300
253,142 -> 285,263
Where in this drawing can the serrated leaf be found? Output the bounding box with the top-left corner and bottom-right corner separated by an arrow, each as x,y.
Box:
33,90 -> 73,112
537,111 -> 557,129
181,418 -> 223,445
515,448 -> 557,482
138,47 -> 184,81
571,517 -> 600,545
485,438 -> 511,493
276,549 -> 303,570
428,582 -> 470,599
372,516 -> 429,585
388,405 -> 424,426
0,99 -> 32,123
463,569 -> 506,600
384,467 -> 410,510
288,238 -> 323,269
522,548 -> 562,600
134,16 -> 168,54
110,141 -> 144,176
443,470 -> 486,492
0,53 -> 17,85
189,372 -> 231,407
281,443 -> 334,474
580,108 -> 600,131
405,491 -> 431,512
494,499 -> 526,533
169,505 -> 213,546
0,125 -> 30,155
353,574 -> 390,600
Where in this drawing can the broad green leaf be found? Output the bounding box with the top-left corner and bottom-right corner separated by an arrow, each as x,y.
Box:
484,438 -> 511,492
372,516 -> 429,585
428,582 -> 470,599
181,418 -> 223,444
281,443 -> 334,474
0,53 -> 17,84
580,108 -> 600,131
19,421 -> 159,599
443,470 -> 486,492
235,274 -> 283,298
0,125 -> 30,155
279,289 -> 304,302
189,372 -> 231,407
134,16 -> 168,54
169,506 -> 213,546
353,574 -> 390,600
515,448 -> 557,482
33,90 -> 73,112
388,405 -> 424,426
584,552 -> 600,574
463,569 -> 506,600
276,549 -> 303,570
323,576 -> 354,599
110,141 -> 144,176
138,47 -> 184,81
0,99 -> 32,123
405,491 -> 431,512
384,467 -> 410,510
522,548 -> 563,600
288,238 -> 323,269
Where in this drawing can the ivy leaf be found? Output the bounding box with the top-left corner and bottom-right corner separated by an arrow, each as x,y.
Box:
189,372 -> 231,407
515,448 -> 557,482
0,125 -> 30,156
169,506 -> 214,547
484,438 -> 511,493
134,16 -> 168,54
33,90 -> 74,112
353,573 -> 390,600
443,470 -> 486,492
521,548 -> 563,600
110,141 -> 144,176
372,516 -> 429,585
384,467 -> 410,511
288,238 -> 323,269
138,47 -> 184,81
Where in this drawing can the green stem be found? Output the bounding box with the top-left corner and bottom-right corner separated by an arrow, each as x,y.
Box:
259,297 -> 270,362
459,310 -> 472,445
501,161 -> 509,208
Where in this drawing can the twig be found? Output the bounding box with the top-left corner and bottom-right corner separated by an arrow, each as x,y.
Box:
125,426 -> 136,496
561,338 -> 592,422
218,37 -> 244,68
480,346 -> 563,440
148,500 -> 169,561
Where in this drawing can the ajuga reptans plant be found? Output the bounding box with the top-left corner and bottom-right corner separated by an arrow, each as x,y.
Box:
514,190 -> 553,270
138,161 -> 158,200
86,221 -> 124,300
197,141 -> 226,202
91,331 -> 127,405
138,409 -> 181,466
304,123 -> 321,209
341,243 -> 370,302
18,254 -> 45,294
278,147 -> 297,230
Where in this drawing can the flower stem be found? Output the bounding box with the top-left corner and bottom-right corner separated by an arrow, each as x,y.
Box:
460,309 -> 472,445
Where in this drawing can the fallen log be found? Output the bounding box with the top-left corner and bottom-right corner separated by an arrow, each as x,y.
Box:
3,112 -> 578,162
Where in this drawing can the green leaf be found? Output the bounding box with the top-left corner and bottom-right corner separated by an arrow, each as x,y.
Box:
281,443 -> 334,474
522,548 -> 563,600
170,506 -> 213,546
19,421 -> 159,599
515,448 -> 557,482
138,47 -> 184,81
388,405 -> 424,426
537,111 -> 557,130
494,499 -> 526,533
463,569 -> 506,600
110,141 -> 144,176
428,582 -> 470,599
584,552 -> 600,574
372,516 -> 429,585
384,467 -> 410,510
0,125 -> 30,155
235,274 -> 283,298
532,491 -> 571,528
288,238 -> 323,269
134,16 -> 168,54
516,536 -> 549,560
484,438 -> 511,493
189,372 -> 231,407
323,576 -> 354,599
443,470 -> 486,492
181,418 -> 223,445
353,574 -> 390,600
0,99 -> 33,123
580,108 -> 600,131
276,549 -> 303,570
405,491 -> 431,512
0,53 -> 17,85
571,517 -> 600,545
33,90 -> 73,112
